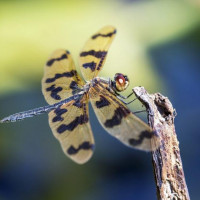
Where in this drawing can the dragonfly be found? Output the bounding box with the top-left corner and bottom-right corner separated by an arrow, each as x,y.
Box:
1,26 -> 159,164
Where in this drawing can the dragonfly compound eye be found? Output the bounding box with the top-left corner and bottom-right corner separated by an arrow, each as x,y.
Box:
114,73 -> 129,92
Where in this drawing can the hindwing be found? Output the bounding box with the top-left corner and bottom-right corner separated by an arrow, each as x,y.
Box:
89,81 -> 159,151
48,94 -> 95,164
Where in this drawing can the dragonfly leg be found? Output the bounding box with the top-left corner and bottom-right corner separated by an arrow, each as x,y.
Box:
117,97 -> 138,105
133,109 -> 147,114
116,91 -> 134,99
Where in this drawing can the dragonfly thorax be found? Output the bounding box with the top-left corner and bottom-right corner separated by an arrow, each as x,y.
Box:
83,77 -> 100,93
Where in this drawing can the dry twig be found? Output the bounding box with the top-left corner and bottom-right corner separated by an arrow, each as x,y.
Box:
133,86 -> 190,200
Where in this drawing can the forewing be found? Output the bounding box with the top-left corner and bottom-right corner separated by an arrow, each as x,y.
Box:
48,95 -> 95,164
89,83 -> 159,151
42,49 -> 84,105
79,26 -> 116,81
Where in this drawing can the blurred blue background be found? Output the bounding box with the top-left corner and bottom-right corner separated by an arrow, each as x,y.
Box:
0,0 -> 200,199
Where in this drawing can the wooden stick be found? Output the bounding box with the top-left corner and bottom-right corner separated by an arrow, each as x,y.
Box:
133,86 -> 190,200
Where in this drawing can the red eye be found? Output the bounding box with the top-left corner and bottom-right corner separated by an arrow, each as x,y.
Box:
113,73 -> 129,92
115,73 -> 125,86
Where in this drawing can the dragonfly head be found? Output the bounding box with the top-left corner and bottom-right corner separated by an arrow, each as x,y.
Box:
112,73 -> 129,92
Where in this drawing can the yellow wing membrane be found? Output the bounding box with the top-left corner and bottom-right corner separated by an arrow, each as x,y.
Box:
89,82 -> 159,151
48,95 -> 95,164
79,26 -> 116,81
42,49 -> 84,105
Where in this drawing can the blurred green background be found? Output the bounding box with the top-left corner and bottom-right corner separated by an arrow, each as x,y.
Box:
0,0 -> 200,199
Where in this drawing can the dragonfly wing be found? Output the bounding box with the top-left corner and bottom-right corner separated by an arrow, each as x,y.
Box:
42,49 -> 84,105
79,26 -> 116,81
89,82 -> 159,151
48,94 -> 95,164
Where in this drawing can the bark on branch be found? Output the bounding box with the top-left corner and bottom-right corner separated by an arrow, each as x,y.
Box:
133,86 -> 190,200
